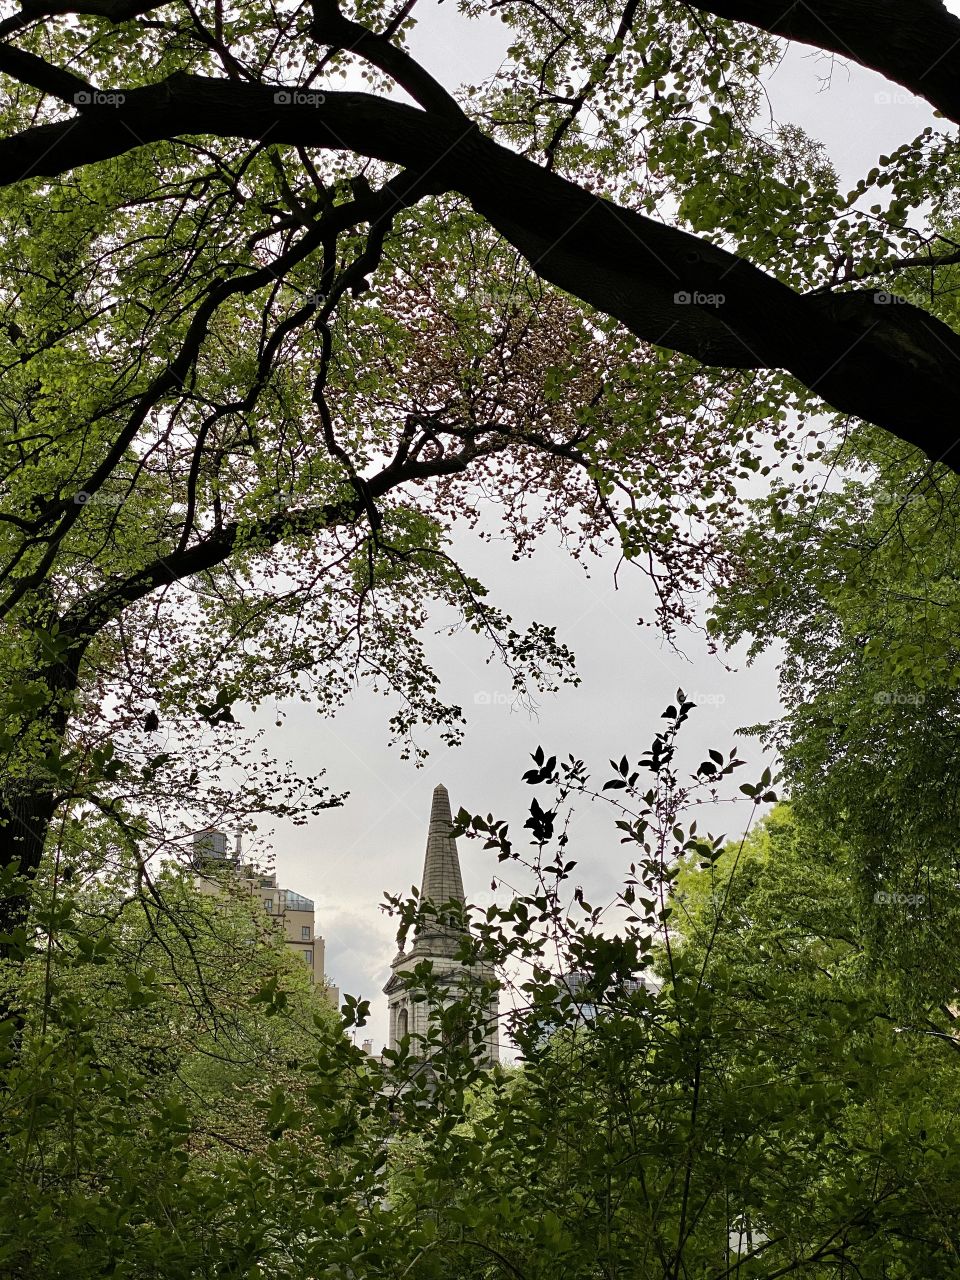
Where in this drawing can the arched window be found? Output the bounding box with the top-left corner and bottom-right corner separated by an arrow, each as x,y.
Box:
396,1006 -> 408,1042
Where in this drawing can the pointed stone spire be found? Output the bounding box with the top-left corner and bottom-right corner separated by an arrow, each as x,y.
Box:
384,782 -> 499,1063
410,784 -> 466,957
421,784 -> 465,905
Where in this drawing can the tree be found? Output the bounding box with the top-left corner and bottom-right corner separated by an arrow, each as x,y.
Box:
709,430 -> 960,1012
6,702 -> 960,1276
3,0 -> 960,926
383,731 -> 960,1277
0,857 -> 361,1277
671,803 -> 960,1276
0,0 -> 959,449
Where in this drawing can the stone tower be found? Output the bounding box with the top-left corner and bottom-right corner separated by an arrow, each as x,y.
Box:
384,784 -> 499,1063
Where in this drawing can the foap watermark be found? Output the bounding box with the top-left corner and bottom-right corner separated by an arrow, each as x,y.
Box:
873,290 -> 908,306
690,691 -> 726,707
875,488 -> 925,509
474,690 -> 513,706
874,891 -> 924,906
274,89 -> 326,106
466,287 -> 525,308
674,290 -> 725,307
873,691 -> 924,706
73,490 -> 126,507
873,91 -> 911,106
74,90 -> 126,107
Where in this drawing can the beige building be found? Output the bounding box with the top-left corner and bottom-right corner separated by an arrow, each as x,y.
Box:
193,829 -> 339,1006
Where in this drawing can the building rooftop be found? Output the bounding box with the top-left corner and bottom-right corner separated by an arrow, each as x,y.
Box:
282,889 -> 314,912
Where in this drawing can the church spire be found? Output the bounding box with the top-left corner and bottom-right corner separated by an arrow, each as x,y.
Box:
420,784 -> 465,906
410,783 -> 466,957
383,782 -> 499,1063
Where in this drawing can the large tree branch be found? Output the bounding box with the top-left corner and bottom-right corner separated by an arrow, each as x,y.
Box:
68,496 -> 368,635
0,163 -> 437,620
687,0 -> 960,126
308,0 -> 467,120
0,74 -> 957,468
0,42 -> 93,103
0,0 -> 165,40
66,431 -> 511,637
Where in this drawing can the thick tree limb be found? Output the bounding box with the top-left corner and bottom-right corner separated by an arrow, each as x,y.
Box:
0,0 -> 166,39
0,73 -> 957,467
0,42 -> 93,103
687,0 -> 960,126
308,0 -> 467,120
68,430 -> 510,636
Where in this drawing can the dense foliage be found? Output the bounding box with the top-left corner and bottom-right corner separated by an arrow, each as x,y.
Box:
2,0 -> 960,1274
7,705 -> 960,1278
3,0 -> 960,912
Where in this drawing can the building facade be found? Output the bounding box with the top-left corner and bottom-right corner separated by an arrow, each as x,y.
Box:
193,829 -> 339,1006
530,969 -> 660,1048
383,784 -> 499,1064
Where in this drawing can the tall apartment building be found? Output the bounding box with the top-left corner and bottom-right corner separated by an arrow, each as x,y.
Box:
193,829 -> 339,1007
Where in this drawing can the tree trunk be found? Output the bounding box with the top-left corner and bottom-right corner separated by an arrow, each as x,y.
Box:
0,635 -> 84,960
0,784 -> 60,959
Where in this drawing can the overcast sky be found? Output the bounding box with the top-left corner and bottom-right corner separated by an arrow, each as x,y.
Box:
237,6 -> 952,1049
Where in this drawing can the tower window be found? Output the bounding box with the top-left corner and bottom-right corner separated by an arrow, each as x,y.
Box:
301,925 -> 311,940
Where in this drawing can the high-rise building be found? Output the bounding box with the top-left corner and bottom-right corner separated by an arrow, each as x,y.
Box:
383,784 -> 499,1063
193,830 -> 339,1007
